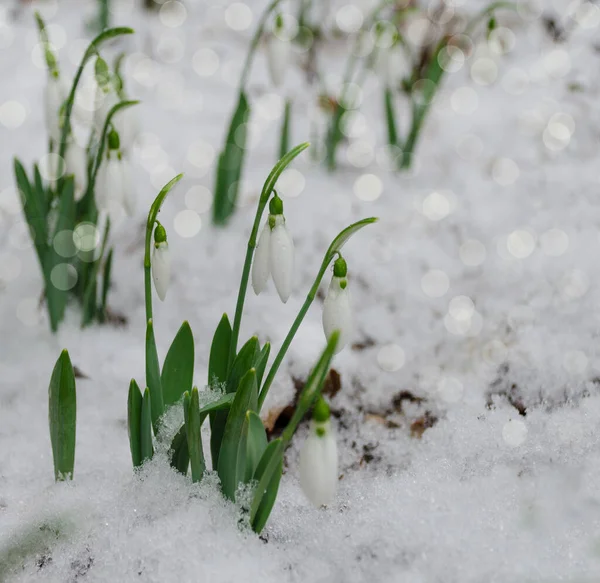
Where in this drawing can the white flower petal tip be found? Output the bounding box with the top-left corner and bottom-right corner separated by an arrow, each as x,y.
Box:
152,242 -> 170,301
44,76 -> 67,144
322,276 -> 353,354
266,35 -> 291,88
269,216 -> 294,303
299,420 -> 338,507
251,221 -> 272,296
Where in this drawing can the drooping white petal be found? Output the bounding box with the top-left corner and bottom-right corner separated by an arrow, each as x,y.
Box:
299,420 -> 338,507
120,157 -> 136,216
44,75 -> 67,144
251,221 -> 272,295
94,89 -> 118,136
65,140 -> 88,200
152,241 -> 170,301
266,35 -> 291,88
322,276 -> 353,353
269,216 -> 294,303
95,157 -> 125,223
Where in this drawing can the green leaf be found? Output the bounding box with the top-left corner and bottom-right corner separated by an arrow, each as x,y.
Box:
208,313 -> 232,388
250,439 -> 284,533
325,103 -> 346,171
245,411 -> 268,482
217,368 -> 258,500
170,391 -> 236,473
170,424 -> 189,475
211,336 -> 259,469
213,92 -> 251,225
81,215 -> 110,327
99,247 -> 113,319
48,350 -> 76,481
185,388 -> 206,483
145,319 -> 164,433
384,87 -> 398,147
161,321 -> 194,407
33,164 -> 48,216
279,99 -> 292,160
127,379 -> 143,468
140,388 -> 154,462
45,177 -> 76,332
254,342 -> 270,387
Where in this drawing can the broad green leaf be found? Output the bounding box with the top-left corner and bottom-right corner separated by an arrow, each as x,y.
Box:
279,99 -> 291,159
254,342 -> 270,387
213,91 -> 250,225
217,368 -> 258,500
145,319 -> 164,433
384,87 -> 398,147
208,313 -> 232,388
140,388 -> 153,462
170,391 -> 236,473
33,164 -> 48,216
170,424 -> 189,475
325,103 -> 346,171
48,350 -> 76,481
211,336 -> 259,469
249,439 -> 284,533
244,411 -> 268,483
81,214 -> 110,327
127,379 -> 143,468
185,388 -> 206,483
161,321 -> 194,407
45,177 -> 76,332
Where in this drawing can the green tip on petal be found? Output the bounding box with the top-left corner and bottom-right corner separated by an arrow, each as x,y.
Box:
269,193 -> 284,216
154,223 -> 167,244
313,396 -> 330,423
333,256 -> 347,278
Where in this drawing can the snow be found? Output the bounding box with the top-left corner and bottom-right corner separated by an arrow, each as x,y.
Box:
2,0 -> 600,580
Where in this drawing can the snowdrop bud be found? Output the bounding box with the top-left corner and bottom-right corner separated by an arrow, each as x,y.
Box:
266,16 -> 291,88
94,56 -> 111,94
252,219 -> 272,295
44,74 -> 67,144
299,398 -> 338,507
322,257 -> 352,353
107,128 -> 120,151
95,158 -> 124,219
65,140 -> 88,200
152,224 -> 170,301
270,214 -> 294,303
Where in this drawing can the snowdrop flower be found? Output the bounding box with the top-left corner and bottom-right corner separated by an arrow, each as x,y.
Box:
152,223 -> 170,301
322,256 -> 353,354
266,15 -> 291,88
251,193 -> 294,303
94,89 -> 140,151
44,73 -> 67,144
95,129 -> 136,220
64,140 -> 88,199
299,397 -> 338,507
376,42 -> 409,89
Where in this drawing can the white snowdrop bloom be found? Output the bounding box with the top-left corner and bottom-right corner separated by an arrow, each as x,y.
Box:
64,140 -> 88,200
299,399 -> 338,507
152,235 -> 170,302
95,90 -> 140,152
96,157 -> 125,218
269,214 -> 294,303
266,35 -> 291,88
44,74 -> 67,144
251,219 -> 272,295
378,45 -> 409,88
251,194 -> 295,302
120,154 -> 136,216
322,257 -> 353,353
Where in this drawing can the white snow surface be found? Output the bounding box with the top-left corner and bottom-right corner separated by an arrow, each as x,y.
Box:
1,0 -> 600,581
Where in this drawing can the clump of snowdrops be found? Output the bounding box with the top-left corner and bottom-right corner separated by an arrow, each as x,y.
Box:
48,142 -> 376,533
13,14 -> 139,332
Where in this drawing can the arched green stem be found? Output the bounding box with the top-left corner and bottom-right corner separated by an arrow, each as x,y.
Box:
144,174 -> 184,323
228,142 -> 310,371
56,26 -> 134,190
257,216 -> 378,411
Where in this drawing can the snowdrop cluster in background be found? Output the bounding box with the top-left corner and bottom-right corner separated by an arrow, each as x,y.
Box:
13,14 -> 139,332
47,143 -> 376,533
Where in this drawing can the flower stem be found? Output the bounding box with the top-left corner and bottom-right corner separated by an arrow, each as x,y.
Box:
144,174 -> 184,323
228,143 -> 310,370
